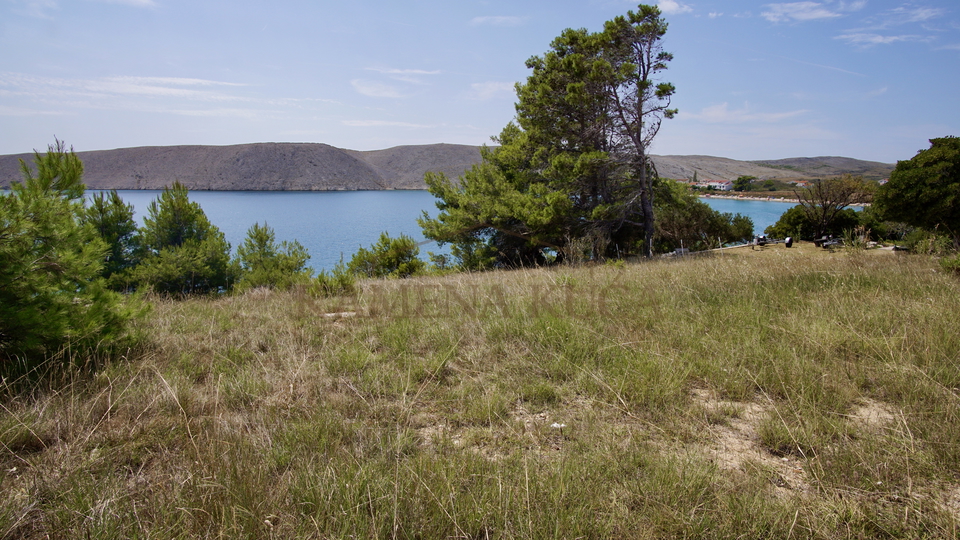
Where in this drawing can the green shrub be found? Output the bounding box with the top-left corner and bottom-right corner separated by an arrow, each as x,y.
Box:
940,253 -> 960,275
310,262 -> 356,297
0,141 -> 137,375
234,222 -> 312,292
131,182 -> 234,295
347,232 -> 426,278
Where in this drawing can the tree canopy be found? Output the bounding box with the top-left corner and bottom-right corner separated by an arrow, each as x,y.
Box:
875,136 -> 960,244
792,175 -> 870,239
1,142 -> 135,374
130,182 -> 234,294
419,4 -> 677,267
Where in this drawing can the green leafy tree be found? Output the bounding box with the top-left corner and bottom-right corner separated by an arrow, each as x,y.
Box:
132,182 -> 233,294
654,181 -> 754,251
348,232 -> 426,279
419,4 -> 675,265
601,5 -> 677,256
765,204 -> 860,240
875,136 -> 960,245
793,175 -> 870,239
733,176 -> 755,192
234,222 -> 312,292
83,190 -> 140,287
0,141 -> 135,374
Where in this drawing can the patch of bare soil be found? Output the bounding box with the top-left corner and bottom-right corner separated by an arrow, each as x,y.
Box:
691,389 -> 810,495
850,398 -> 897,431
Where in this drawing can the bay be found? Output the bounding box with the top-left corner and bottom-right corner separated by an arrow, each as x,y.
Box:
106,190 -> 444,272
105,190 -> 799,272
700,196 -> 798,237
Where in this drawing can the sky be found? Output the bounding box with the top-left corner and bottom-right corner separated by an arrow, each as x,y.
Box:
1,0 -> 958,163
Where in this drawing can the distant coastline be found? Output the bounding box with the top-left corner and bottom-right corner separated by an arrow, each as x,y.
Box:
1,143 -> 894,192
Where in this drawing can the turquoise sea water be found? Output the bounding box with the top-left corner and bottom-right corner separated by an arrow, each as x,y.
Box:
101,190 -> 798,271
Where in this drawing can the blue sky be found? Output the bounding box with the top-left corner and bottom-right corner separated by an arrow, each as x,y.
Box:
1,0 -> 957,163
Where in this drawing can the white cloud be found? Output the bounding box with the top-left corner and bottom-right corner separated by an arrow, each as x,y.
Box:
708,12 -> 723,19
0,72 -> 247,101
762,2 -> 841,23
835,33 -> 921,46
364,68 -> 440,85
10,0 -> 58,19
890,6 -> 944,24
342,120 -> 433,128
91,0 -> 157,6
469,16 -> 526,27
686,102 -> 809,124
466,82 -> 514,101
350,79 -> 403,98
657,0 -> 692,15
0,104 -> 66,116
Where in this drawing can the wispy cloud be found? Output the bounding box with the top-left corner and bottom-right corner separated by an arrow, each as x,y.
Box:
469,16 -> 526,27
835,33 -> 924,46
686,102 -> 809,124
0,104 -> 67,117
708,12 -> 723,19
364,68 -> 440,85
762,2 -> 843,23
9,0 -> 59,19
91,0 -> 157,7
350,79 -> 403,98
466,82 -> 514,101
11,0 -> 155,18
657,0 -> 692,15
0,73 -> 248,101
342,120 -> 433,128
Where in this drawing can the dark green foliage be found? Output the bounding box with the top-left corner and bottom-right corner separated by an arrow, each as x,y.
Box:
733,175 -> 755,192
0,141 -> 136,373
82,190 -> 140,286
875,136 -> 960,245
348,232 -> 426,279
234,222 -> 312,292
131,182 -> 233,295
419,4 -> 676,265
764,204 -> 860,240
654,181 -> 754,251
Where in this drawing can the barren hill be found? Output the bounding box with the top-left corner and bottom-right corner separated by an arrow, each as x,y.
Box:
0,143 -> 894,190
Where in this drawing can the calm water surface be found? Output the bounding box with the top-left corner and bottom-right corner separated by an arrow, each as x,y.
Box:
106,190 -> 798,271
109,190 -> 442,272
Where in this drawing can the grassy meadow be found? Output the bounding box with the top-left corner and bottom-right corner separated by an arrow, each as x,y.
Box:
2,243 -> 960,538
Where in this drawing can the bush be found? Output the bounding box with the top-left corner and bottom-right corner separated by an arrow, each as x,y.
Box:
765,204 -> 860,240
347,232 -> 426,279
131,182 -> 234,295
311,262 -> 356,297
234,222 -> 312,292
0,142 -> 137,375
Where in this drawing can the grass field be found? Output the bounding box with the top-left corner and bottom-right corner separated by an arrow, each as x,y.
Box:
2,243 -> 959,538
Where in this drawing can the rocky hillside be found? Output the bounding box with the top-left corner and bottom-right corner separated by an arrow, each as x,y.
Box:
0,143 -> 894,190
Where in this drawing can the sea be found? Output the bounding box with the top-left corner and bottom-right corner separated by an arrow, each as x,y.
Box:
98,190 -> 799,272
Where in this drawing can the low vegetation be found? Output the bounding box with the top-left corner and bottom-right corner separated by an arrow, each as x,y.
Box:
3,245 -> 960,538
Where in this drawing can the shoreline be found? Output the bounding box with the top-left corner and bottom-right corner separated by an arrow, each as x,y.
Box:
698,193 -> 870,207
699,193 -> 799,203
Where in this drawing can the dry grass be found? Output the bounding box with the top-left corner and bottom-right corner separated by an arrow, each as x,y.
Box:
2,243 -> 960,538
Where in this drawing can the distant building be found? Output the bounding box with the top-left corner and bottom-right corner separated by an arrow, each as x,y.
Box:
698,180 -> 733,191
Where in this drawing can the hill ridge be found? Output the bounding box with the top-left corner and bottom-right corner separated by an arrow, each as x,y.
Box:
0,143 -> 894,190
